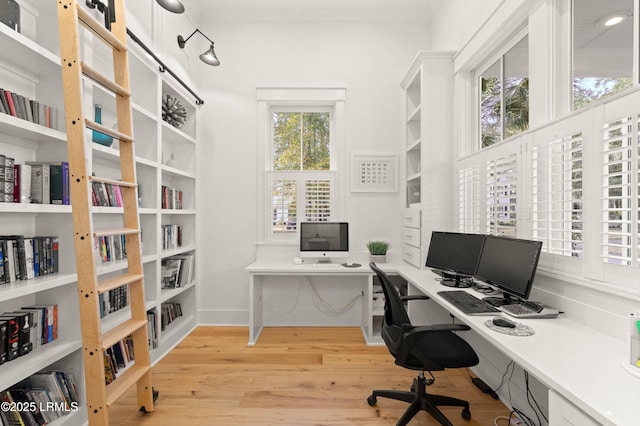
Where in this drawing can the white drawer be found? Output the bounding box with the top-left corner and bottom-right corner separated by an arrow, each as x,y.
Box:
403,208 -> 421,229
402,243 -> 422,267
402,227 -> 421,248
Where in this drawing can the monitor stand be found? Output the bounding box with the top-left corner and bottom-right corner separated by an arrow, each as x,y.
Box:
436,270 -> 471,289
482,293 -> 516,307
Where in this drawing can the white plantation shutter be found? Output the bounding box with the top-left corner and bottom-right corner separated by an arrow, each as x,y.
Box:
270,179 -> 297,234
268,172 -> 335,237
458,166 -> 480,233
486,154 -> 517,236
532,133 -> 583,257
601,115 -> 638,266
304,179 -> 332,221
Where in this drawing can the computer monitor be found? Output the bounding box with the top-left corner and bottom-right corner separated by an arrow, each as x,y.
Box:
299,222 -> 349,263
474,235 -> 543,306
425,231 -> 486,287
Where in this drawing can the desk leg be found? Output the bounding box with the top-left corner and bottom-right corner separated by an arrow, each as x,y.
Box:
249,274 -> 264,346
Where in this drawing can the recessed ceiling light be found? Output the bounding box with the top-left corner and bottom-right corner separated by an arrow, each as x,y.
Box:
603,15 -> 626,27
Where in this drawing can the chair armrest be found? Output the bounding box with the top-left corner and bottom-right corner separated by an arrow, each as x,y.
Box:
400,295 -> 430,302
411,324 -> 471,333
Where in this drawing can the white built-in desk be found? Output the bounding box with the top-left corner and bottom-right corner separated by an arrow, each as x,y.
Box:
247,261 -> 640,425
246,261 -> 377,346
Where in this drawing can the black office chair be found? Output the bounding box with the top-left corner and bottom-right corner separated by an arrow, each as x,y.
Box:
367,262 -> 479,426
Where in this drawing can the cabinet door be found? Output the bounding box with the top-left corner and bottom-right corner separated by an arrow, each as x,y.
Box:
403,208 -> 421,229
548,391 -> 599,426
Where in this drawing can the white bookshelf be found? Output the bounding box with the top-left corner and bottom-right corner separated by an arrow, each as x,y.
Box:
0,1 -> 199,422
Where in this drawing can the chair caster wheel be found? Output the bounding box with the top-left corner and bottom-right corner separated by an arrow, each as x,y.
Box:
367,395 -> 377,406
462,408 -> 471,420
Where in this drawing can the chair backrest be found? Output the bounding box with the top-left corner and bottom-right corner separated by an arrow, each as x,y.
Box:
370,262 -> 410,327
370,262 -> 413,357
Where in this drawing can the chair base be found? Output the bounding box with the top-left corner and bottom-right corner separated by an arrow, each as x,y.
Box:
367,375 -> 471,426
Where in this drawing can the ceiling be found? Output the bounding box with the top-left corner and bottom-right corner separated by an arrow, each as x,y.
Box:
181,0 -> 444,22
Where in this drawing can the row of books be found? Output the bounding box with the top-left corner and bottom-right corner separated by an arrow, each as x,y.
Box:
0,304 -> 58,365
94,234 -> 128,264
2,157 -> 71,205
92,181 -> 124,208
99,284 -> 129,318
161,224 -> 182,250
1,370 -> 79,425
160,302 -> 183,331
0,235 -> 59,284
161,185 -> 183,210
160,253 -> 195,289
0,88 -> 60,130
104,335 -> 135,385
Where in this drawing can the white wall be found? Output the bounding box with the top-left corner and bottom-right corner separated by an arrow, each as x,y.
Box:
194,14 -> 431,324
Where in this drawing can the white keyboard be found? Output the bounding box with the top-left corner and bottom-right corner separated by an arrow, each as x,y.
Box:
311,263 -> 341,268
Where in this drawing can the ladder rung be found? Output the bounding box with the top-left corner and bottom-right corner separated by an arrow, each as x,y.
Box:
81,61 -> 131,98
76,4 -> 127,52
94,228 -> 140,238
85,119 -> 134,143
91,175 -> 137,188
105,364 -> 150,408
102,319 -> 147,351
97,273 -> 144,295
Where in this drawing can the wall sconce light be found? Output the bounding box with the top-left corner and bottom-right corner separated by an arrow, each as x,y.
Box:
156,0 -> 185,14
177,29 -> 220,66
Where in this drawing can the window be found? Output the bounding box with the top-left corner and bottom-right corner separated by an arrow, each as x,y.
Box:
479,35 -> 529,147
532,133 -> 584,257
458,165 -> 480,233
257,87 -> 346,242
601,114 -> 638,266
269,109 -> 334,236
573,0 -> 635,110
486,153 -> 517,236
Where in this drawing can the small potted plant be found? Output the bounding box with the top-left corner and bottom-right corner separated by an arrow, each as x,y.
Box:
367,240 -> 390,263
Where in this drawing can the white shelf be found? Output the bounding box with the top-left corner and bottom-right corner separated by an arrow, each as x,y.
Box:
0,339 -> 82,391
0,203 -> 71,214
160,281 -> 196,303
0,273 -> 77,303
0,113 -> 66,146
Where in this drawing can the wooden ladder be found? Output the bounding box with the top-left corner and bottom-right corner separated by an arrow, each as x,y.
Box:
56,1 -> 155,424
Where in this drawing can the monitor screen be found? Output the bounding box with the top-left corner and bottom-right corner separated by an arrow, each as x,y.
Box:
475,235 -> 543,305
299,222 -> 349,260
425,231 -> 486,277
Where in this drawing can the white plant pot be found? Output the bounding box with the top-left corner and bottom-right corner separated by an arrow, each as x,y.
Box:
369,254 -> 387,263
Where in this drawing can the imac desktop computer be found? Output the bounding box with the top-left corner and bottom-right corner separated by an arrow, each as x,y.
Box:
474,235 -> 543,307
299,222 -> 349,265
425,231 -> 486,288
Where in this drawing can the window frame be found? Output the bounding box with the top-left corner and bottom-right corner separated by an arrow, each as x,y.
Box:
256,87 -> 346,244
475,28 -> 530,150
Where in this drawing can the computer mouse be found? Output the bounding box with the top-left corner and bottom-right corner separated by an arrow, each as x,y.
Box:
492,317 -> 516,328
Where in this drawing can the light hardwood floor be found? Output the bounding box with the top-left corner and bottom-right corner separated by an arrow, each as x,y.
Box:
108,327 -> 511,425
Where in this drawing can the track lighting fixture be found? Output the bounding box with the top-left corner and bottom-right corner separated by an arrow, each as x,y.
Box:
156,0 -> 185,14
177,29 -> 220,66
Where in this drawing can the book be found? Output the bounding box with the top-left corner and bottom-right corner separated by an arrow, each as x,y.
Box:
4,90 -> 17,117
11,312 -> 33,356
0,315 -> 19,361
0,89 -> 10,114
29,164 -> 50,204
3,156 -> 14,203
0,391 -> 26,426
23,238 -> 35,279
0,320 -> 6,364
1,236 -> 26,280
13,164 -> 31,203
